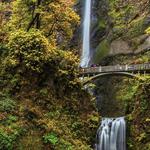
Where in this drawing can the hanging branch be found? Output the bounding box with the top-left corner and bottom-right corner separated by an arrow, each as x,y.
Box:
27,14 -> 38,31
36,0 -> 41,29
27,0 -> 42,31
46,20 -> 58,37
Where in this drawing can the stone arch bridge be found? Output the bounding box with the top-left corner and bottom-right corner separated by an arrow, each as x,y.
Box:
79,63 -> 150,85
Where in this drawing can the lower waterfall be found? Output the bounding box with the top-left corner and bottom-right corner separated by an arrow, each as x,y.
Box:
95,117 -> 126,150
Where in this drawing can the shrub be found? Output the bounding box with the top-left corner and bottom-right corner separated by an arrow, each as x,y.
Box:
7,30 -> 55,73
43,132 -> 58,145
43,132 -> 74,150
0,130 -> 14,150
2,30 -> 80,95
58,138 -> 73,150
0,129 -> 21,150
6,30 -> 79,80
0,44 -> 9,57
4,115 -> 18,125
0,93 -> 16,112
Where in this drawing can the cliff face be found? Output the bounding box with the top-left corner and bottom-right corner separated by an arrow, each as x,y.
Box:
92,0 -> 150,63
91,0 -> 150,149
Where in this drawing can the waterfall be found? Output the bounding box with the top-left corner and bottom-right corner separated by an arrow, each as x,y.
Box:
80,1 -> 126,149
80,0 -> 91,68
95,117 -> 126,150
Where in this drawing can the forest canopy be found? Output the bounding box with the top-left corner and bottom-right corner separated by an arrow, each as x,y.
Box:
0,0 -> 80,49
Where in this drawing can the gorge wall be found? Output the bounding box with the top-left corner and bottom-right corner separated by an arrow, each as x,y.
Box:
86,0 -> 150,149
91,0 -> 150,63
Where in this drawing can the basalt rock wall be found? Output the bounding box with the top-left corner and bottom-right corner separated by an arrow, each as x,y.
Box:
89,0 -> 150,149
91,0 -> 150,64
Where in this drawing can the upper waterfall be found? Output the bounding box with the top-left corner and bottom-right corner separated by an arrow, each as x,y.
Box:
80,0 -> 91,68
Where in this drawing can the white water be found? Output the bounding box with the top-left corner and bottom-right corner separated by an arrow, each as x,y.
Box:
80,0 -> 91,67
96,117 -> 126,150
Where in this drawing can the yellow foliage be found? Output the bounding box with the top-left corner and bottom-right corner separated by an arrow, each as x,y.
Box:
145,27 -> 150,34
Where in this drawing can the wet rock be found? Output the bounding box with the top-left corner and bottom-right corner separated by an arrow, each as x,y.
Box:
109,40 -> 132,55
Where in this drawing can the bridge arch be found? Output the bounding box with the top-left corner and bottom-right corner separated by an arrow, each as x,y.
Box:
82,72 -> 142,85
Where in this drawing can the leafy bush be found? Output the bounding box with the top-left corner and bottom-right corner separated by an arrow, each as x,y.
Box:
43,132 -> 74,150
6,30 -> 79,78
58,139 -> 73,150
0,130 -> 14,150
118,76 -> 150,150
7,30 -> 55,73
0,129 -> 21,150
0,44 -> 9,57
0,93 -> 16,112
4,115 -> 18,125
2,30 -> 79,95
43,132 -> 58,145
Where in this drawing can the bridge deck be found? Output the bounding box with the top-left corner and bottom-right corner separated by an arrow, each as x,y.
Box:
80,63 -> 150,76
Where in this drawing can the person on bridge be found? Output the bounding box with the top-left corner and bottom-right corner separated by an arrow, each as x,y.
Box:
91,64 -> 97,67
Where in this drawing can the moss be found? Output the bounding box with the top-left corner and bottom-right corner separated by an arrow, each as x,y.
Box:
126,17 -> 147,39
98,18 -> 107,29
107,0 -> 149,40
116,76 -> 150,150
93,39 -> 110,64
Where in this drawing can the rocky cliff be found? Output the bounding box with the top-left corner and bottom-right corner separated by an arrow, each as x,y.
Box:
88,0 -> 150,149
91,0 -> 150,63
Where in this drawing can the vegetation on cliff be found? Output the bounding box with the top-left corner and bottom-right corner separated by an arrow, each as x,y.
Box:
114,76 -> 150,150
0,0 -> 150,150
92,0 -> 150,149
0,0 -> 98,149
93,0 -> 150,63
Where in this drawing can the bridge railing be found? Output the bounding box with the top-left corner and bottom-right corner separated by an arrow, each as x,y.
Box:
80,63 -> 150,75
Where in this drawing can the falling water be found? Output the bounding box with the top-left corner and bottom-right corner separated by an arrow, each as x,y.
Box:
80,0 -> 91,67
96,117 -> 126,150
80,1 -> 126,149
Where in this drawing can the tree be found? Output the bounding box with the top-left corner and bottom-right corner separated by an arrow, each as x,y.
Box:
8,0 -> 80,49
3,30 -> 79,94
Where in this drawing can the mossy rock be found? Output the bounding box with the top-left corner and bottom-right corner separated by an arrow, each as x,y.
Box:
126,17 -> 147,39
98,18 -> 107,29
93,39 -> 110,64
